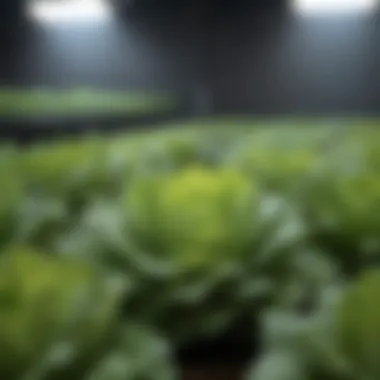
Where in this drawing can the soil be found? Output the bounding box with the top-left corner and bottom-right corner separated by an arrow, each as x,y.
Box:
182,365 -> 245,380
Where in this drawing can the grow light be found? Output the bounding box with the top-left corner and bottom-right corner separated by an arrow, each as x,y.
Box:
28,0 -> 113,24
292,0 -> 378,15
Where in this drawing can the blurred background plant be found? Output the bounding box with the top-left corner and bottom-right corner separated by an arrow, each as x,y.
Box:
0,89 -> 173,117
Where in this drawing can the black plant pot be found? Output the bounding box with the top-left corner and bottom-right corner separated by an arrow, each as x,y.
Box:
176,316 -> 260,380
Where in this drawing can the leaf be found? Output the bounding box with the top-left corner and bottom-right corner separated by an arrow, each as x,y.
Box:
16,196 -> 69,247
293,249 -> 338,288
86,324 -> 178,380
253,196 -> 307,269
237,276 -> 275,302
261,309 -> 313,353
259,286 -> 353,379
56,199 -> 177,279
246,351 -> 308,380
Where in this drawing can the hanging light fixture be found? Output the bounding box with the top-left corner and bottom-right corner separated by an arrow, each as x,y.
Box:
292,0 -> 378,15
28,0 -> 113,23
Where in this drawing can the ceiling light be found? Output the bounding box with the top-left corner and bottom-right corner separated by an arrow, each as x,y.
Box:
292,0 -> 378,15
28,0 -> 113,24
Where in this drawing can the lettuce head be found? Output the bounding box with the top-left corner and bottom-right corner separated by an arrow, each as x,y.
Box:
0,246 -> 123,379
124,165 -> 259,272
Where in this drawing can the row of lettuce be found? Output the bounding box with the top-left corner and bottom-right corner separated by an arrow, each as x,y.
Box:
0,121 -> 380,379
0,88 -> 174,117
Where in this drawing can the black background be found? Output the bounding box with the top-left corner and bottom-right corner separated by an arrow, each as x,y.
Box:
1,0 -> 380,118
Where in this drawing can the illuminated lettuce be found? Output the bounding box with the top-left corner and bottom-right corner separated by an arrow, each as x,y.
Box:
0,247 -> 123,379
117,164 -> 316,342
125,165 -> 259,271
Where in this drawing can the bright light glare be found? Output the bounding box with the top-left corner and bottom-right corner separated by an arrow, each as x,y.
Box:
292,0 -> 378,15
28,0 -> 113,23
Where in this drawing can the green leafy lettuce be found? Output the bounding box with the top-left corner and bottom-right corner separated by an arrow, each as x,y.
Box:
248,269 -> 380,380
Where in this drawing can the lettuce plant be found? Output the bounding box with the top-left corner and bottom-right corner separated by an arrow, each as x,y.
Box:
302,167 -> 380,275
0,246 -> 177,380
0,246 -> 123,379
68,164 -> 317,341
248,269 -> 380,380
125,165 -> 259,272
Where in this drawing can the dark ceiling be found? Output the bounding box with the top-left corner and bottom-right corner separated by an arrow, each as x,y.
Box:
0,0 -> 285,25
0,0 -> 219,20
1,0 -> 380,117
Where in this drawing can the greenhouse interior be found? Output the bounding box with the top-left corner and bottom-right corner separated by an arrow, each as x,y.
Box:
1,0 -> 380,379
